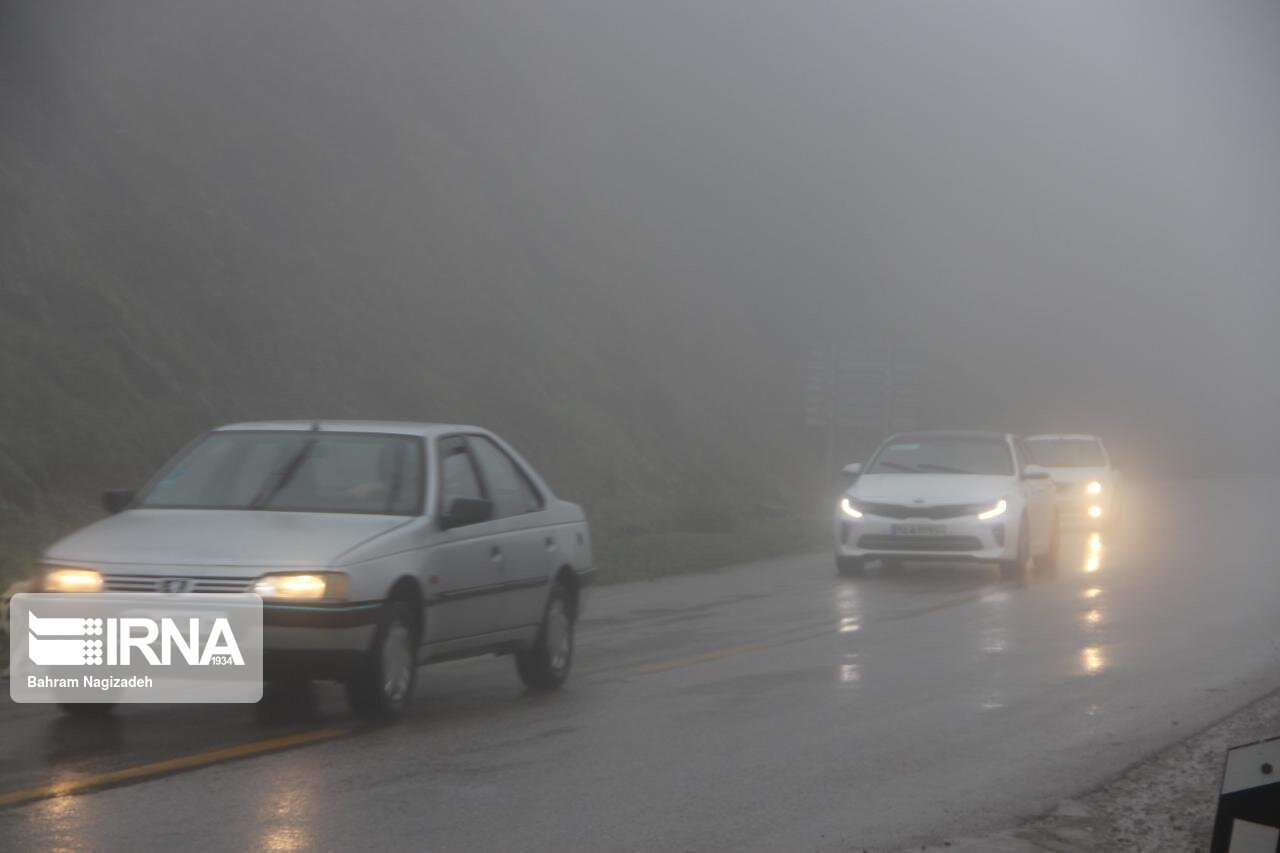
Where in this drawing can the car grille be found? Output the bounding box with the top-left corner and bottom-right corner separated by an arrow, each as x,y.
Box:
102,575 -> 254,594
857,534 -> 984,552
855,501 -> 990,520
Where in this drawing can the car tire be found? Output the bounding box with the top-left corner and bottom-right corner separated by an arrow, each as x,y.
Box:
999,517 -> 1031,580
516,582 -> 574,691
57,702 -> 116,718
345,600 -> 418,722
836,556 -> 865,577
255,677 -> 317,723
1037,515 -> 1061,575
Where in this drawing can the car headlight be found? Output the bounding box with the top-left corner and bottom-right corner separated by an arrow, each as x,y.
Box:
42,567 -> 104,593
839,497 -> 864,519
1086,481 -> 1103,495
252,572 -> 349,601
977,499 -> 1008,520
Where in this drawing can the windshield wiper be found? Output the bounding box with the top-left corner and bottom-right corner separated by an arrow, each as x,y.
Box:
876,461 -> 918,472
914,463 -> 972,474
250,440 -> 317,509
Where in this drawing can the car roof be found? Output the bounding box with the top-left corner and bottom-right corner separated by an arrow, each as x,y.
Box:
216,420 -> 481,438
1025,433 -> 1102,442
886,430 -> 1014,441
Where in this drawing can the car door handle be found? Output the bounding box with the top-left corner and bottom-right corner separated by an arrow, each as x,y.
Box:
545,537 -> 558,551
490,546 -> 505,565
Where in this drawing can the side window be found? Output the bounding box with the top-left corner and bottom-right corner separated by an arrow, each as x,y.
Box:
466,436 -> 542,518
1014,440 -> 1030,471
438,436 -> 484,512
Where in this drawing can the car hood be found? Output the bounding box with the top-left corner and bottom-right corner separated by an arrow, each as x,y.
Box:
44,509 -> 413,568
849,474 -> 1014,504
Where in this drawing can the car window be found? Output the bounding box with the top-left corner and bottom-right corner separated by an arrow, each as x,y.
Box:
438,437 -> 485,512
138,431 -> 423,515
1026,438 -> 1108,467
466,436 -> 542,518
867,437 -> 1015,476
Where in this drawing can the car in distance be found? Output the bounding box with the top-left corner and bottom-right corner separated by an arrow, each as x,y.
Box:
36,421 -> 595,720
835,431 -> 1058,580
1025,433 -> 1117,526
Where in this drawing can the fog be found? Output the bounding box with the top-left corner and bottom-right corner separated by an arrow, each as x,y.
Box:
3,0 -> 1280,556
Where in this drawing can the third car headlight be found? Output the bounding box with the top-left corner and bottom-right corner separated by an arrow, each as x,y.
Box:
977,499 -> 1008,520
1086,481 -> 1103,495
839,497 -> 864,519
253,572 -> 349,601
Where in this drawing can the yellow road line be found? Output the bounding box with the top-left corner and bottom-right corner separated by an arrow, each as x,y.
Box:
635,643 -> 767,674
0,727 -> 347,810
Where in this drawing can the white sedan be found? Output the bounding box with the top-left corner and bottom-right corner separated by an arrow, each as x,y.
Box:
835,431 -> 1058,579
1025,434 -> 1118,527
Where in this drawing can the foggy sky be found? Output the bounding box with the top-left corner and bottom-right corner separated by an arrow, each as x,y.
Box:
6,0 -> 1280,480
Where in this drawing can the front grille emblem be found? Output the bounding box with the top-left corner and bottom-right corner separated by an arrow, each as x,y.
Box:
160,578 -> 191,594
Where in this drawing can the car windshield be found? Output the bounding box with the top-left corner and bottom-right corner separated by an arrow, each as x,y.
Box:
137,431 -> 424,515
1026,438 -> 1107,468
866,437 -> 1014,476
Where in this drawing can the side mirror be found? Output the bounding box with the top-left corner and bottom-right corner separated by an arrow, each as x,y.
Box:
102,489 -> 135,514
440,497 -> 493,529
841,463 -> 862,477
1022,464 -> 1051,481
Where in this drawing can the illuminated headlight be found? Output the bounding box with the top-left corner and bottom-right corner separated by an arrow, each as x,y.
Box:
839,497 -> 864,519
977,499 -> 1008,521
1086,481 -> 1103,495
1088,505 -> 1104,519
253,572 -> 349,601
41,567 -> 104,593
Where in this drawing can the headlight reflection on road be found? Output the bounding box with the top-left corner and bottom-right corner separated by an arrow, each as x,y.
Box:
834,585 -> 863,635
838,653 -> 861,685
1081,646 -> 1108,675
1083,532 -> 1104,573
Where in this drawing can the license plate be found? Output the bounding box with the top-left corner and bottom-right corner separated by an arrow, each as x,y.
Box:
892,523 -> 947,537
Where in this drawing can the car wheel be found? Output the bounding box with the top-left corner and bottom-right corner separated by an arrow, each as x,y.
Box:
836,556 -> 865,577
57,702 -> 116,718
255,677 -> 317,723
516,583 -> 574,690
999,517 -> 1031,580
1037,515 -> 1061,575
345,601 -> 417,722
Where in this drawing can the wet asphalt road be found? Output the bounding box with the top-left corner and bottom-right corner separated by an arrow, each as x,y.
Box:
2,478 -> 1279,851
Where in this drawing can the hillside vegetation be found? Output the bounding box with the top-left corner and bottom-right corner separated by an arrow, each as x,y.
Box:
0,2 -> 823,586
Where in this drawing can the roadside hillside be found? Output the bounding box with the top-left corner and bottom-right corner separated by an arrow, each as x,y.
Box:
0,2 -> 818,584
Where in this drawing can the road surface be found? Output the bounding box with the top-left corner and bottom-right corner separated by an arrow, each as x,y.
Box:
2,478 -> 1279,851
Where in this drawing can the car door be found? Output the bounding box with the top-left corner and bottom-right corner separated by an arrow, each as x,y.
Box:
424,436 -> 506,645
1015,438 -> 1054,550
465,434 -> 554,632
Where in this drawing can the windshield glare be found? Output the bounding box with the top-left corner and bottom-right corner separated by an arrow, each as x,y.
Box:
138,431 -> 424,515
867,437 -> 1015,476
1026,438 -> 1107,468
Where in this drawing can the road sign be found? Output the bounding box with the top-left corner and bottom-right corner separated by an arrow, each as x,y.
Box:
1210,736 -> 1280,852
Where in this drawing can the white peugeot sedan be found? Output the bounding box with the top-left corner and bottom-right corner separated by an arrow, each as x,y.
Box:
1025,434 -> 1117,527
835,431 -> 1058,579
36,421 -> 595,720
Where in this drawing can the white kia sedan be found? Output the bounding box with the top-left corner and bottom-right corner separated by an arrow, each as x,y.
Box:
835,431 -> 1058,579
1025,434 -> 1117,527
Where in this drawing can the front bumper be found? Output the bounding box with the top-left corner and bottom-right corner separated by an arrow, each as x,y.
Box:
835,515 -> 1015,562
261,601 -> 381,678
1054,493 -> 1112,526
